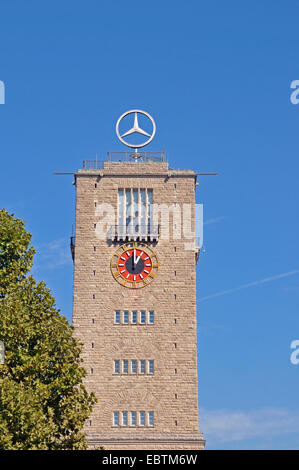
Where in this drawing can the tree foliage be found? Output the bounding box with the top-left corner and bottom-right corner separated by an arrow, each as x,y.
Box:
0,209 -> 96,449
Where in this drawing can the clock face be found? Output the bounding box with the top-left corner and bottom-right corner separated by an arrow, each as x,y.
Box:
111,242 -> 158,289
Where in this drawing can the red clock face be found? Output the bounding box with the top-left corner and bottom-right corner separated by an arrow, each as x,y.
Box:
111,242 -> 158,288
117,248 -> 152,282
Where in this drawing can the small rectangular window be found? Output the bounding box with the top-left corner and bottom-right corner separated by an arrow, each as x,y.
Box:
148,360 -> 154,374
132,311 -> 137,324
139,411 -> 145,426
149,311 -> 154,324
131,411 -> 137,427
125,189 -> 131,228
131,360 -> 137,374
124,310 -> 129,324
115,311 -> 120,324
140,310 -> 146,324
118,189 -> 124,230
122,411 -> 128,426
123,360 -> 128,374
148,411 -> 154,427
140,360 -> 146,374
114,360 -> 120,374
113,411 -> 119,426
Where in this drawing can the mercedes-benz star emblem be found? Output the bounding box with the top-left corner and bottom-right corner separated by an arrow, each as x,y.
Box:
116,109 -> 156,149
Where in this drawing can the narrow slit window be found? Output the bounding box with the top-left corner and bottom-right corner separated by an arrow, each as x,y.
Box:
123,360 -> 128,374
140,360 -> 146,374
122,411 -> 128,426
114,360 -> 120,374
132,311 -> 137,324
131,411 -> 137,427
148,360 -> 154,374
148,411 -> 154,427
140,310 -> 146,324
115,311 -> 121,324
139,411 -> 145,426
149,311 -> 154,324
131,360 -> 137,374
123,310 -> 129,324
113,412 -> 119,426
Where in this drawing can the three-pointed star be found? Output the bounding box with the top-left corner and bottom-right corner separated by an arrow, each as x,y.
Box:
121,112 -> 151,138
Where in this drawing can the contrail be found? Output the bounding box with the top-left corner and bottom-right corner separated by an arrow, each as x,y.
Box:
203,216 -> 226,225
199,270 -> 299,301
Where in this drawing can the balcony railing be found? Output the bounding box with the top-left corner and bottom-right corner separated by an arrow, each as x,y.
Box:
82,152 -> 167,170
106,152 -> 167,163
82,160 -> 104,169
107,224 -> 159,242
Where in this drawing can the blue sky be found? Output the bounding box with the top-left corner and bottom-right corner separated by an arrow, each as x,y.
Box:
1,0 -> 299,449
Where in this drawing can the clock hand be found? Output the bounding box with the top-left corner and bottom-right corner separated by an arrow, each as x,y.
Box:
136,251 -> 144,264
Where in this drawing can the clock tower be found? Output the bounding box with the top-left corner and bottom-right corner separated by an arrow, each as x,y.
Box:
71,110 -> 205,450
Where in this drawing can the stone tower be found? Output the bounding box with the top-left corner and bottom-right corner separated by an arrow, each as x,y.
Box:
71,114 -> 205,450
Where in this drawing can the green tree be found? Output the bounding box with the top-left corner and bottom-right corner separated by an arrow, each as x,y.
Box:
0,209 -> 96,449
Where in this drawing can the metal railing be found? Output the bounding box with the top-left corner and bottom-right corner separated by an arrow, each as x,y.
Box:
107,152 -> 167,163
82,160 -> 104,169
107,224 -> 160,242
82,152 -> 167,169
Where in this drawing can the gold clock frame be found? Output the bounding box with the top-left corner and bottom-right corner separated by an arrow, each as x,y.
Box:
110,241 -> 159,289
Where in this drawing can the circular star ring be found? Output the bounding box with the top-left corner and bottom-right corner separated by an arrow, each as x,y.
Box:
116,109 -> 156,148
